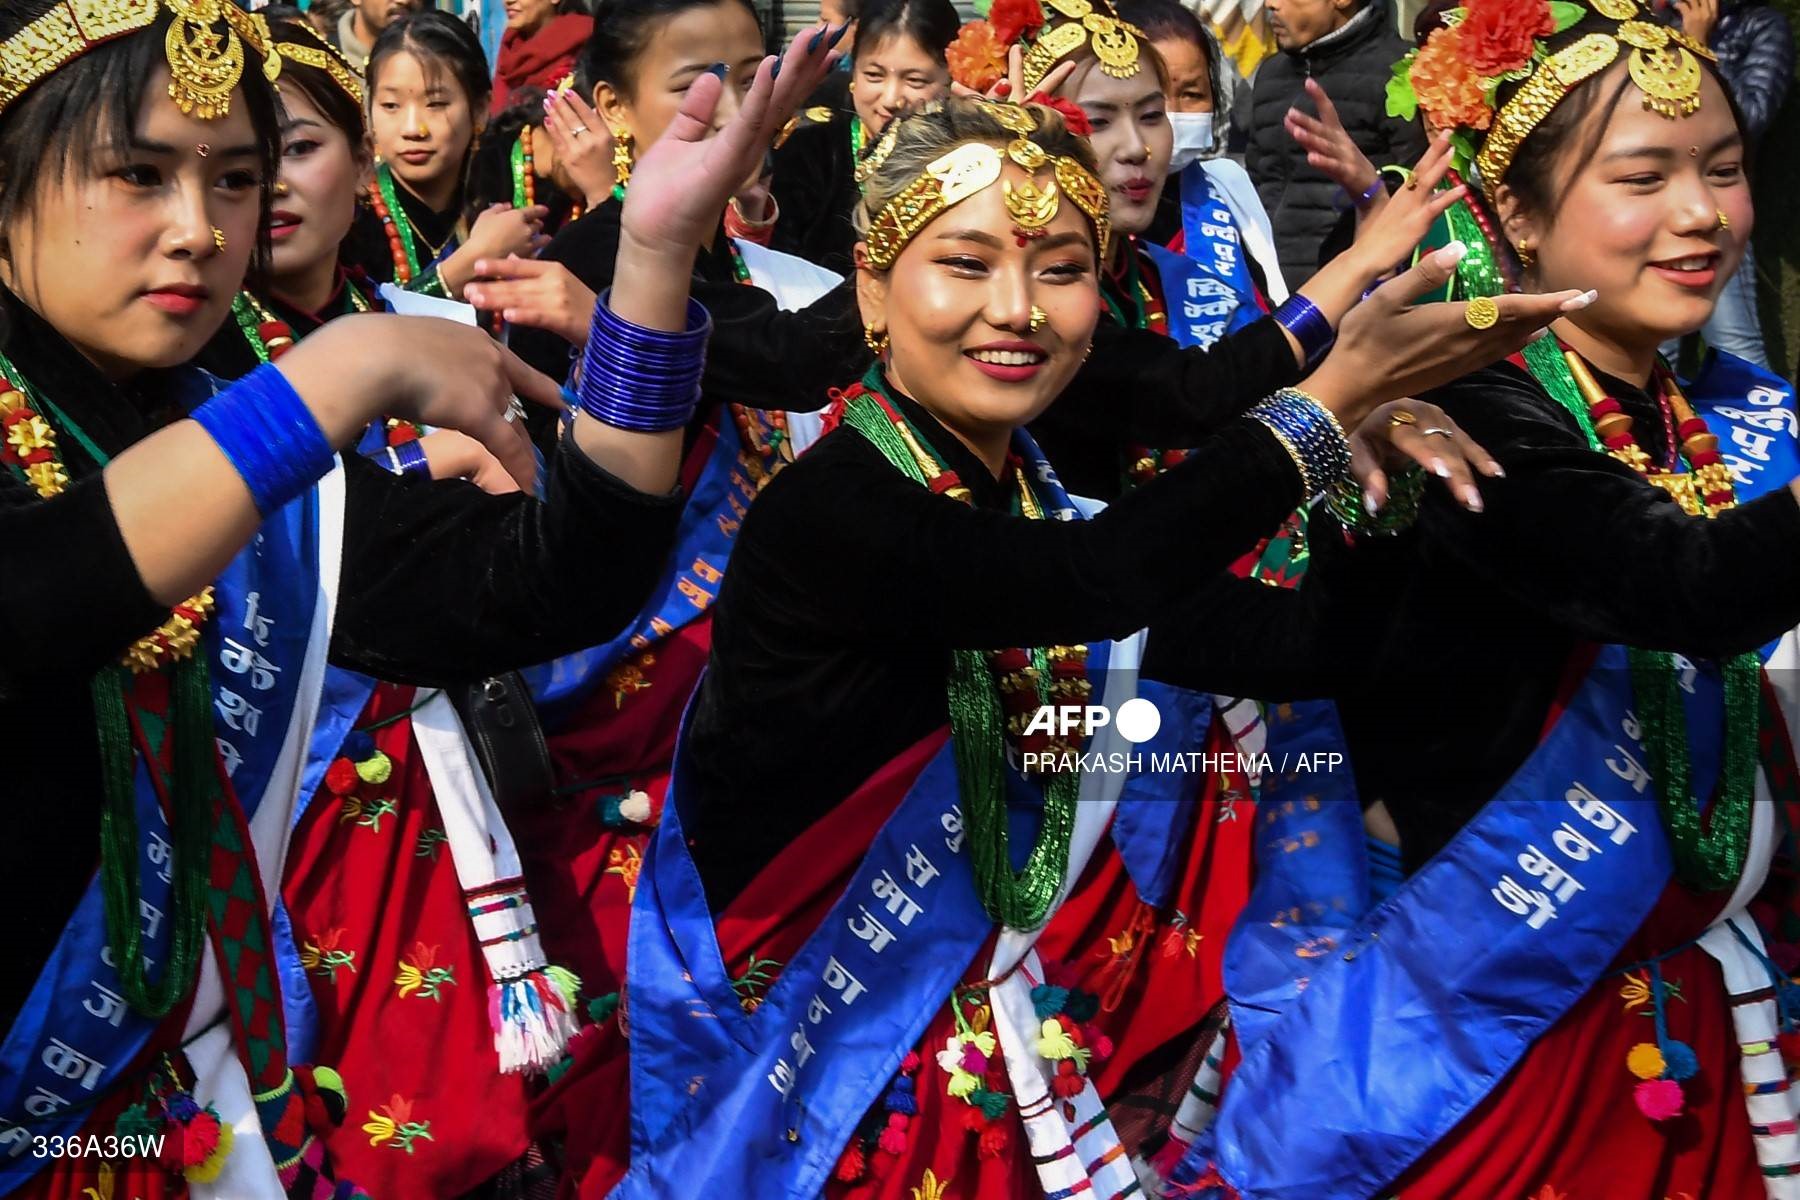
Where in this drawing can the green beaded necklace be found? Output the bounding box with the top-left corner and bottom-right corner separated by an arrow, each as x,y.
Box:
1519,335 -> 1758,892
840,369 -> 1080,930
0,353 -> 214,1015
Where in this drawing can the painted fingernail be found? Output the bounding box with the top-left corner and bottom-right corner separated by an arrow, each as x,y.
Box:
1560,289 -> 1598,311
1463,489 -> 1484,512
1431,458 -> 1451,479
543,95 -> 554,110
771,58 -> 782,81
807,27 -> 826,52
827,21 -> 849,47
544,110 -> 555,126
1487,462 -> 1507,478
1433,240 -> 1468,268
1363,489 -> 1381,515
705,62 -> 728,80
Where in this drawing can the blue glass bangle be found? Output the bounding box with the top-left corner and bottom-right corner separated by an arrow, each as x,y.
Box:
383,438 -> 430,478
1271,294 -> 1335,370
1247,388 -> 1351,498
579,290 -> 712,433
190,363 -> 335,516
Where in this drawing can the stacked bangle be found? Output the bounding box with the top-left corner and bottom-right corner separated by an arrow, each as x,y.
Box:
1271,294 -> 1335,370
191,363 -> 335,516
383,438 -> 431,479
1247,388 -> 1352,499
578,290 -> 711,433
1327,463 -> 1425,537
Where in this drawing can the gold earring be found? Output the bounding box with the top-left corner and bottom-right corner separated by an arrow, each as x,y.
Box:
611,128 -> 634,190
863,323 -> 889,355
1515,238 -> 1534,269
1029,305 -> 1047,333
212,226 -> 227,252
1716,209 -> 1730,231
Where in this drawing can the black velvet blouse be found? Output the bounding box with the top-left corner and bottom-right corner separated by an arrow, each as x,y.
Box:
680,376 -> 1303,910
1144,356 -> 1800,872
1,294 -> 683,1022
341,172 -> 462,285
768,111 -> 863,278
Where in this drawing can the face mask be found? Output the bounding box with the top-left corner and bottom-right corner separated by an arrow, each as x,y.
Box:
1166,111 -> 1215,174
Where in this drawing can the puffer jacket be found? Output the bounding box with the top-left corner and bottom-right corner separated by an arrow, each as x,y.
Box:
1713,0 -> 1794,147
1244,0 -> 1426,286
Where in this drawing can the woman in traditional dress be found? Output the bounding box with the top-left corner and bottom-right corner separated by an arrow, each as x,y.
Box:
530,93 -> 1590,1199
343,10 -> 548,298
1157,4 -> 1800,1197
769,0 -> 959,275
0,2 -> 823,1192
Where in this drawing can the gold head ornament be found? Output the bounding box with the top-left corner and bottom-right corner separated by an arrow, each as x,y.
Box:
0,0 -> 274,120
1019,0 -> 1145,93
862,117 -> 1109,270
1394,0 -> 1716,200
268,19 -> 362,106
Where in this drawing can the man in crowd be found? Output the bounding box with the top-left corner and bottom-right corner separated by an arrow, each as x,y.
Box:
333,0 -> 425,74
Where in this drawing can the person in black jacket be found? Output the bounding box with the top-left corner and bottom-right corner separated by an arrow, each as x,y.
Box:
1245,0 -> 1426,286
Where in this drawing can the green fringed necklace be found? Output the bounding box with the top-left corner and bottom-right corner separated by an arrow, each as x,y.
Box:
1520,334 -> 1758,891
839,368 -> 1089,930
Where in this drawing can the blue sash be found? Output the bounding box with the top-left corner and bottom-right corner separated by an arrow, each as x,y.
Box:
614,430 -> 1121,1197
521,417 -> 753,725
1109,680 -> 1215,908
1173,350 -> 1800,1198
1149,169 -> 1263,352
1,470 -> 327,1187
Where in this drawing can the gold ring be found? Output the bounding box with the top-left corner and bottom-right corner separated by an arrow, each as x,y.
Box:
1387,409 -> 1417,428
1465,296 -> 1500,331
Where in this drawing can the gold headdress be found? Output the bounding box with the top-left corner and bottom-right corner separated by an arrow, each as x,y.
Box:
267,18 -> 362,106
863,103 -> 1109,269
1019,0 -> 1145,93
1389,0 -> 1715,198
0,0 -> 274,120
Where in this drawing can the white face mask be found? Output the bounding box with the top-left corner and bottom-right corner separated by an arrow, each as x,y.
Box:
1166,111 -> 1216,174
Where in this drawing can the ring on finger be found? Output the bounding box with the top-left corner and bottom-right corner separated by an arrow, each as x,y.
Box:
1464,296 -> 1500,330
1387,409 -> 1417,428
1420,426 -> 1454,439
570,125 -> 589,137
505,396 -> 526,424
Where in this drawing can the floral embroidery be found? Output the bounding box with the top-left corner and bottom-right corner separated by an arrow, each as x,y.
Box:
606,653 -> 656,709
911,1167 -> 951,1200
395,942 -> 457,1001
337,794 -> 398,832
606,843 -> 643,900
730,953 -> 783,1014
362,1095 -> 434,1153
1620,968 -> 1685,1013
415,826 -> 448,859
1161,910 -> 1204,959
300,928 -> 357,981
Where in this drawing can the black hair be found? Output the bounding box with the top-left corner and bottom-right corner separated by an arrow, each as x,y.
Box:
367,9 -> 492,114
263,9 -> 369,145
0,0 -> 282,271
852,0 -> 960,65
464,88 -> 581,221
578,0 -> 760,94
1490,14 -> 1750,229
1115,0 -> 1219,103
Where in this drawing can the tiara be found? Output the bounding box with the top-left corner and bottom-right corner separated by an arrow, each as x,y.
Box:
269,20 -> 362,107
0,0 -> 275,121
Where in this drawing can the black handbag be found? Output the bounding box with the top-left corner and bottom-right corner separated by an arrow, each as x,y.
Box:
448,671 -> 556,814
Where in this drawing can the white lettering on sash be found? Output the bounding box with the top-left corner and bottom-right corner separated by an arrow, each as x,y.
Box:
870,871 -> 923,927
767,1059 -> 795,1097
24,1086 -> 70,1118
820,956 -> 866,1005
83,982 -> 128,1027
221,637 -> 281,691
1551,821 -> 1602,863
217,737 -> 243,778
146,831 -> 172,885
1716,404 -> 1797,435
846,905 -> 896,954
1606,746 -> 1651,793
40,1039 -> 105,1090
242,591 -> 273,646
0,1120 -> 28,1157
1731,425 -> 1774,463
215,688 -> 262,736
942,806 -> 965,853
806,994 -> 831,1024
789,1027 -> 816,1069
905,844 -> 940,888
1567,785 -> 1639,844
1517,845 -> 1585,904
139,900 -> 164,941
1491,876 -> 1558,929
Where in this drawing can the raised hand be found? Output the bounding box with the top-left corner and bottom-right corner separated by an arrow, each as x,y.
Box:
1337,134 -> 1463,282
618,22 -> 847,261
1285,78 -> 1380,201
542,88 -> 618,208
1306,240 -> 1595,427
1349,400 -> 1499,516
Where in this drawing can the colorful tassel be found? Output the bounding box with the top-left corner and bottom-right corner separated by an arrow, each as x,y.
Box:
491,967 -> 583,1075
1634,1077 -> 1685,1121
